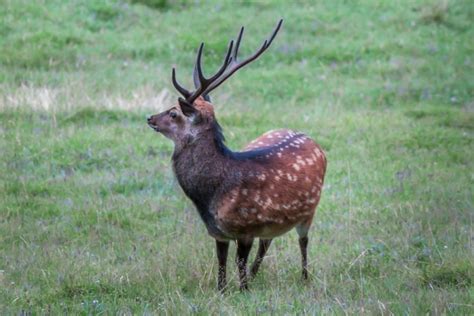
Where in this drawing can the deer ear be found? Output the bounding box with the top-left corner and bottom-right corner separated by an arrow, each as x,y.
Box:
178,98 -> 202,123
178,98 -> 197,117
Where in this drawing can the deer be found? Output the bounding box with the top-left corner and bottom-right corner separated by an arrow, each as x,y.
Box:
147,19 -> 327,291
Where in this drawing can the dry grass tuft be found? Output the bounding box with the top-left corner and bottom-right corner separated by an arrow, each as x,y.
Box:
0,84 -> 171,112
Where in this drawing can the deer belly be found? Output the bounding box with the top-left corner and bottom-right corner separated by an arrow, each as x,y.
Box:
215,204 -> 316,239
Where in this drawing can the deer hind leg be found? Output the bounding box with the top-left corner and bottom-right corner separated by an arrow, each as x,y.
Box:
296,221 -> 312,280
216,240 -> 229,292
235,238 -> 253,291
250,238 -> 272,279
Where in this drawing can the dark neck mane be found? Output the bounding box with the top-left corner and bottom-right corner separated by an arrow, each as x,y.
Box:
212,120 -> 233,157
211,120 -> 272,161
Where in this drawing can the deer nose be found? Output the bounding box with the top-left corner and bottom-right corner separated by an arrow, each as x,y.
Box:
147,116 -> 152,123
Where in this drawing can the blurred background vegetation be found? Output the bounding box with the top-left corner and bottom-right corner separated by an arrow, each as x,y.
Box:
0,0 -> 473,314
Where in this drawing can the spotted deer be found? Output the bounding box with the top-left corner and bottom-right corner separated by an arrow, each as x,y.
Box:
147,20 -> 327,291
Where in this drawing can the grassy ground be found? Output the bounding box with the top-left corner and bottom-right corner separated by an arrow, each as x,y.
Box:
1,0 -> 473,314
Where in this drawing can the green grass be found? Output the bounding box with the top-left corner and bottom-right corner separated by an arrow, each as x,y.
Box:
1,0 -> 473,314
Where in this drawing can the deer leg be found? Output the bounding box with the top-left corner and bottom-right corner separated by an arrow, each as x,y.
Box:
216,240 -> 229,292
250,238 -> 272,278
296,223 -> 311,280
299,236 -> 309,280
235,238 -> 253,291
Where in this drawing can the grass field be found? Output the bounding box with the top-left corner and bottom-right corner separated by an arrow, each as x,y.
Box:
1,0 -> 473,314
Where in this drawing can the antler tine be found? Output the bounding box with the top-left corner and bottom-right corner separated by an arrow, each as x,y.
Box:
209,40 -> 234,82
201,19 -> 283,97
266,19 -> 283,48
172,68 -> 191,99
195,43 -> 206,85
188,40 -> 234,104
192,59 -> 200,89
193,41 -> 233,88
233,26 -> 245,61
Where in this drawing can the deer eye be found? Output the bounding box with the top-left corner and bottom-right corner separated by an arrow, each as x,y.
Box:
169,111 -> 177,119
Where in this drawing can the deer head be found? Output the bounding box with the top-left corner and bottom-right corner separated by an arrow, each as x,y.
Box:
147,19 -> 283,149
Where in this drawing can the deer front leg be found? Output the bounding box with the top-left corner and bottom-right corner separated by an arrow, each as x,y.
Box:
235,238 -> 253,291
216,240 -> 229,292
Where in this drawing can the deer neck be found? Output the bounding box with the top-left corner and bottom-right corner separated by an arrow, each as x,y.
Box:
172,132 -> 232,190
171,121 -> 241,227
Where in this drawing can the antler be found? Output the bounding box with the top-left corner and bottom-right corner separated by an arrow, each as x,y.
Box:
172,19 -> 283,108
